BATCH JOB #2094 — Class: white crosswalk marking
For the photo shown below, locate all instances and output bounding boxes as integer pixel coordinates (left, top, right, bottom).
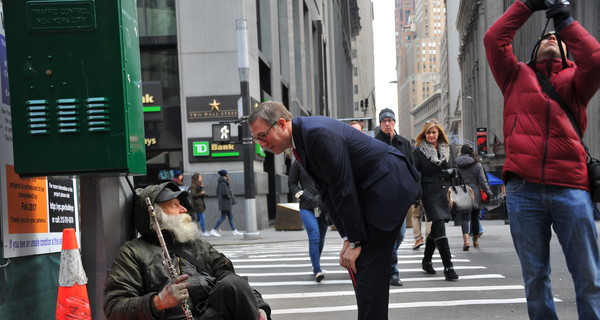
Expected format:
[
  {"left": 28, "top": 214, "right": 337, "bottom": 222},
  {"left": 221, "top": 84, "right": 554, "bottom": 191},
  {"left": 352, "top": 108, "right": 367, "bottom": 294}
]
[{"left": 218, "top": 239, "right": 536, "bottom": 318}]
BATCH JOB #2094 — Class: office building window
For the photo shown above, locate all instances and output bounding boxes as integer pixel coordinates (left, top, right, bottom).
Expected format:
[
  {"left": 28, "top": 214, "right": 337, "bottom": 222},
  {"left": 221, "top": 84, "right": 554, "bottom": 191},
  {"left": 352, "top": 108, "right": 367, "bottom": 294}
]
[{"left": 137, "top": 0, "right": 177, "bottom": 37}]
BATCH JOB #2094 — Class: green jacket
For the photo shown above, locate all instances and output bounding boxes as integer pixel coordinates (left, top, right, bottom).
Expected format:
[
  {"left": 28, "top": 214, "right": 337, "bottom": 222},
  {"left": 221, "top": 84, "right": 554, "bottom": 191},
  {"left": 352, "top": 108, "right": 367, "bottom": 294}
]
[{"left": 103, "top": 182, "right": 270, "bottom": 319}]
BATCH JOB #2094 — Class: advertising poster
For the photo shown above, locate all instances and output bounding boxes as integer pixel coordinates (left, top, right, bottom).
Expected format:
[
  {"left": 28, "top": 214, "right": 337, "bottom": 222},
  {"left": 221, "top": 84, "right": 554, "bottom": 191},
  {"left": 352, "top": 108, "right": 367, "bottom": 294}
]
[{"left": 0, "top": 7, "right": 80, "bottom": 258}]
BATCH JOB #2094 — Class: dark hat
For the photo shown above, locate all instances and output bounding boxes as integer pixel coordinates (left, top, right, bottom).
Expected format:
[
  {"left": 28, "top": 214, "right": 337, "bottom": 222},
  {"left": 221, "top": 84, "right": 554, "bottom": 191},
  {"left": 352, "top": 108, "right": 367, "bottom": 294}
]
[
  {"left": 173, "top": 170, "right": 182, "bottom": 177},
  {"left": 155, "top": 187, "right": 188, "bottom": 203},
  {"left": 218, "top": 169, "right": 228, "bottom": 176},
  {"left": 379, "top": 108, "right": 396, "bottom": 122}
]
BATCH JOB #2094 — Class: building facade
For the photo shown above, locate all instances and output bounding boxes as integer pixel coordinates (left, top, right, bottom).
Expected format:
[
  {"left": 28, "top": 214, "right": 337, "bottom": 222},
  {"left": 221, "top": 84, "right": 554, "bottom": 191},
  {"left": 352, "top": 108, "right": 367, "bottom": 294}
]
[
  {"left": 137, "top": 0, "right": 367, "bottom": 228},
  {"left": 396, "top": 0, "right": 446, "bottom": 140}
]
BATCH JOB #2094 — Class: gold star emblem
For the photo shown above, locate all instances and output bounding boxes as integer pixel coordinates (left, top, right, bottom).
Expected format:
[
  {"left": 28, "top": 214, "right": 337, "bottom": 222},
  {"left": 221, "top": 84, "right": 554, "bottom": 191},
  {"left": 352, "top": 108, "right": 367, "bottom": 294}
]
[{"left": 209, "top": 99, "right": 221, "bottom": 111}]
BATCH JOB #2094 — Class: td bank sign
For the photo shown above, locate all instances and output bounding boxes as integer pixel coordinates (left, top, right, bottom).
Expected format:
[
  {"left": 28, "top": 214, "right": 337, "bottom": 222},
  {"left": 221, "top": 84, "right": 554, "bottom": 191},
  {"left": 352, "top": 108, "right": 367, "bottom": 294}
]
[{"left": 188, "top": 138, "right": 265, "bottom": 163}]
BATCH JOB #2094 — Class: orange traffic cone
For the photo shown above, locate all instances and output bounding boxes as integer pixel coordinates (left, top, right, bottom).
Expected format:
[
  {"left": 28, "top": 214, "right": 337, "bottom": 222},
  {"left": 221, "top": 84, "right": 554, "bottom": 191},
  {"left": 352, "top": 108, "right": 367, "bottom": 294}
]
[{"left": 56, "top": 228, "right": 91, "bottom": 320}]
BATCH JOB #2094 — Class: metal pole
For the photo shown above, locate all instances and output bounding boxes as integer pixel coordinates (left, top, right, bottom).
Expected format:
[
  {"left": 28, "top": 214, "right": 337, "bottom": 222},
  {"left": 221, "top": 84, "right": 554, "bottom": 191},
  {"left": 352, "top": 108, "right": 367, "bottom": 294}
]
[{"left": 237, "top": 19, "right": 259, "bottom": 239}]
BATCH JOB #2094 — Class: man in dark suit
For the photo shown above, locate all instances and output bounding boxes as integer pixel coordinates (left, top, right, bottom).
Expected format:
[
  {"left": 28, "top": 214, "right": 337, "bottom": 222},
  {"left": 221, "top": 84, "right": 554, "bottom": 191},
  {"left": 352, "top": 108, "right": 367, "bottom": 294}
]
[{"left": 249, "top": 101, "right": 420, "bottom": 319}]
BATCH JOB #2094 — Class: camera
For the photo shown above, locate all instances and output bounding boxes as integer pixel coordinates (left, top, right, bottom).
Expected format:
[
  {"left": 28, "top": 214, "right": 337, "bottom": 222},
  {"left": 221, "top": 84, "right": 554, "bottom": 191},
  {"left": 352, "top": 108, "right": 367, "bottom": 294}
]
[{"left": 546, "top": 0, "right": 570, "bottom": 5}]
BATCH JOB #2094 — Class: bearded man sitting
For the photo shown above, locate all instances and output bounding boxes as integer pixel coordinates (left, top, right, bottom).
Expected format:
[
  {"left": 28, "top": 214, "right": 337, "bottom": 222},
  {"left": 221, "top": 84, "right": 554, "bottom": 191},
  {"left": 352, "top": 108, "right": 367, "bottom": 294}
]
[{"left": 104, "top": 182, "right": 271, "bottom": 320}]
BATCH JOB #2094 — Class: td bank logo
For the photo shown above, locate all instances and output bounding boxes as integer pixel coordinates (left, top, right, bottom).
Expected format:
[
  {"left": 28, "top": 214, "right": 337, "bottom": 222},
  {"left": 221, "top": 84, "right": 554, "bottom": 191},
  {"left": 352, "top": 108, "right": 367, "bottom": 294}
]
[{"left": 193, "top": 141, "right": 210, "bottom": 156}]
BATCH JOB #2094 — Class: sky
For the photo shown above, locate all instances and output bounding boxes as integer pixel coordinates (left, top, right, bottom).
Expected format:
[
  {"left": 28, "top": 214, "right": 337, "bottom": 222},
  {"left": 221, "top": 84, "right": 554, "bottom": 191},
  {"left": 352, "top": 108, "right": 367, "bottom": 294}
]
[{"left": 372, "top": 0, "right": 399, "bottom": 120}]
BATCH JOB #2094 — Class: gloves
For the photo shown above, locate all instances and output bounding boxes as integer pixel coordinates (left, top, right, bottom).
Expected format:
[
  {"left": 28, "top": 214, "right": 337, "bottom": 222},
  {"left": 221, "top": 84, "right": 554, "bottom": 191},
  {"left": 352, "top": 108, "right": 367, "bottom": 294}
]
[
  {"left": 546, "top": 4, "right": 571, "bottom": 31},
  {"left": 522, "top": 0, "right": 548, "bottom": 12},
  {"left": 156, "top": 275, "right": 190, "bottom": 310},
  {"left": 440, "top": 168, "right": 455, "bottom": 179}
]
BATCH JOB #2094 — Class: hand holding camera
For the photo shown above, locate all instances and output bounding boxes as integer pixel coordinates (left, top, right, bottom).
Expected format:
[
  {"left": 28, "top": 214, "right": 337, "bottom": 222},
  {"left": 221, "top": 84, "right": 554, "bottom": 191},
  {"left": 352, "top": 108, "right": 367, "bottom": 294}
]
[{"left": 546, "top": 2, "right": 571, "bottom": 30}]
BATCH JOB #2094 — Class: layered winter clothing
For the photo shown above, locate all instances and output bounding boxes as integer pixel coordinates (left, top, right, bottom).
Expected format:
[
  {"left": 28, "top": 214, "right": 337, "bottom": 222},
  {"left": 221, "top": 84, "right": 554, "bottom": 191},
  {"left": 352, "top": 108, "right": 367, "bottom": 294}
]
[
  {"left": 484, "top": 2, "right": 600, "bottom": 318},
  {"left": 103, "top": 182, "right": 270, "bottom": 319},
  {"left": 216, "top": 176, "right": 235, "bottom": 211},
  {"left": 413, "top": 142, "right": 454, "bottom": 222},
  {"left": 375, "top": 129, "right": 414, "bottom": 165},
  {"left": 456, "top": 155, "right": 492, "bottom": 210},
  {"left": 188, "top": 183, "right": 206, "bottom": 214},
  {"left": 484, "top": 1, "right": 600, "bottom": 190}
]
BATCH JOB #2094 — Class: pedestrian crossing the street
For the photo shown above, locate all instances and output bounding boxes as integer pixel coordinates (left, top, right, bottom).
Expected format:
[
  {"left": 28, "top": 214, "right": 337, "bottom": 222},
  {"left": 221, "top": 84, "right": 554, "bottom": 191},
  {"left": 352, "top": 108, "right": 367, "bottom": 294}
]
[{"left": 216, "top": 238, "right": 548, "bottom": 319}]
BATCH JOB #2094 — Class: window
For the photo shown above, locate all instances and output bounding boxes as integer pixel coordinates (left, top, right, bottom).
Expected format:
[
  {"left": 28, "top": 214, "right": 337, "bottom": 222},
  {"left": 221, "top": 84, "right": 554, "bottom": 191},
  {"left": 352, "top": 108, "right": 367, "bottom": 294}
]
[{"left": 137, "top": 0, "right": 177, "bottom": 37}]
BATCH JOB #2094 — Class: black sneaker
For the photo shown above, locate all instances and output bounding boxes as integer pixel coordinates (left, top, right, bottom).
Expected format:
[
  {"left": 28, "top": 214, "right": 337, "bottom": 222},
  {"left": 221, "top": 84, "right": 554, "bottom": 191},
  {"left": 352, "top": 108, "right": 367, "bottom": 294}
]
[
  {"left": 444, "top": 267, "right": 459, "bottom": 281},
  {"left": 390, "top": 274, "right": 403, "bottom": 286}
]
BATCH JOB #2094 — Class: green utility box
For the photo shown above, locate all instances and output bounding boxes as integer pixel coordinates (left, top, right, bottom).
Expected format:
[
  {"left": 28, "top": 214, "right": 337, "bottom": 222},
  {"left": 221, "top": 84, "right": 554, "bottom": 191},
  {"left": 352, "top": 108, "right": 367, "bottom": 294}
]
[{"left": 3, "top": 0, "right": 146, "bottom": 176}]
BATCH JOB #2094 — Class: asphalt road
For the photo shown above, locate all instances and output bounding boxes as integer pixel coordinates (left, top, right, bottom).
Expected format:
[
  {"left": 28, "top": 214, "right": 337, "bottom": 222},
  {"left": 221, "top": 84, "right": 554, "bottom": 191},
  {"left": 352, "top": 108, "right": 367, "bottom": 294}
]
[{"left": 209, "top": 219, "right": 600, "bottom": 320}]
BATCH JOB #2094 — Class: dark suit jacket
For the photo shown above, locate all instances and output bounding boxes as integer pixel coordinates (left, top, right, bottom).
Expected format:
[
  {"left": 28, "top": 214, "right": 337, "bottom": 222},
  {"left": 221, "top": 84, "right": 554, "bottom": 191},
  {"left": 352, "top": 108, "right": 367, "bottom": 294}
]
[{"left": 291, "top": 116, "right": 420, "bottom": 242}]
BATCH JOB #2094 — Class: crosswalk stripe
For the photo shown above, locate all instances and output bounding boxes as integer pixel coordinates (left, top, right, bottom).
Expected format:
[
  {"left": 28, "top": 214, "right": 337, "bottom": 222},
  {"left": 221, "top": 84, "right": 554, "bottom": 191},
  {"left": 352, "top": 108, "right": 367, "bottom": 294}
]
[
  {"left": 271, "top": 298, "right": 563, "bottom": 315},
  {"left": 231, "top": 255, "right": 457, "bottom": 262},
  {"left": 233, "top": 259, "right": 471, "bottom": 268},
  {"left": 249, "top": 274, "right": 505, "bottom": 287},
  {"left": 261, "top": 285, "right": 524, "bottom": 300},
  {"left": 239, "top": 265, "right": 486, "bottom": 277}
]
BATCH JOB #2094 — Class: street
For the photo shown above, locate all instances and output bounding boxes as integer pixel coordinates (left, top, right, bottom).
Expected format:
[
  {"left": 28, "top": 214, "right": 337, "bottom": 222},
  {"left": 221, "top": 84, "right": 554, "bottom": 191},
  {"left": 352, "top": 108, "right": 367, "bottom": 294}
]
[{"left": 208, "top": 219, "right": 600, "bottom": 320}]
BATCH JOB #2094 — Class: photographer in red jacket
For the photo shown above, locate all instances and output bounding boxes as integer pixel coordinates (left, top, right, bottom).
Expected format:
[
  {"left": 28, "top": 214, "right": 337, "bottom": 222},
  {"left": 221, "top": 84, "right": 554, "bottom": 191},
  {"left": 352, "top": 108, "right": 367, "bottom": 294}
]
[{"left": 484, "top": 1, "right": 600, "bottom": 319}]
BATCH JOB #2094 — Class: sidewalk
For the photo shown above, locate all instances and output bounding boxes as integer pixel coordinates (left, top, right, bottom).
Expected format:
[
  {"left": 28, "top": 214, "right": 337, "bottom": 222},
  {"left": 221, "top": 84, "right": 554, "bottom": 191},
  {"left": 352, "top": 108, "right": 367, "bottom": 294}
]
[{"left": 203, "top": 219, "right": 514, "bottom": 247}]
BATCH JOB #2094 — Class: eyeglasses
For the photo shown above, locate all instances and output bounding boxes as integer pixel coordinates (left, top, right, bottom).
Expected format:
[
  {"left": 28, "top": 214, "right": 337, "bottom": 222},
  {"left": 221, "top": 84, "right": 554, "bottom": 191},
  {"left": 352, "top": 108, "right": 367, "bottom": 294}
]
[
  {"left": 253, "top": 122, "right": 277, "bottom": 142},
  {"left": 425, "top": 119, "right": 439, "bottom": 125},
  {"left": 381, "top": 119, "right": 394, "bottom": 124}
]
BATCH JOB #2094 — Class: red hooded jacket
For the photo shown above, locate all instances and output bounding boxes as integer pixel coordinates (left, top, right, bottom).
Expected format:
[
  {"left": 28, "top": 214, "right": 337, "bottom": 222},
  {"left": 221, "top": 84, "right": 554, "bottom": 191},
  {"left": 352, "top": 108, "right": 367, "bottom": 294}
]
[{"left": 484, "top": 1, "right": 600, "bottom": 190}]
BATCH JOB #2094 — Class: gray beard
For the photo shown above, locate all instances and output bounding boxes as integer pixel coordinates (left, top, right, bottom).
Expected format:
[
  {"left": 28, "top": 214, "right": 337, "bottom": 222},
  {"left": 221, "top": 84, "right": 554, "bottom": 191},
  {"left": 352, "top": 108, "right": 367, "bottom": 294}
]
[{"left": 153, "top": 204, "right": 200, "bottom": 243}]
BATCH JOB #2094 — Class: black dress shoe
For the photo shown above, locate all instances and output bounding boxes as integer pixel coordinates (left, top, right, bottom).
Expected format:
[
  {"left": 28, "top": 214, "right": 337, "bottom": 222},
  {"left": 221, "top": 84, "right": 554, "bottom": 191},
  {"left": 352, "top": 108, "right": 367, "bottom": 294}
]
[
  {"left": 315, "top": 272, "right": 324, "bottom": 282},
  {"left": 444, "top": 267, "right": 459, "bottom": 281},
  {"left": 422, "top": 260, "right": 436, "bottom": 275},
  {"left": 390, "top": 274, "right": 403, "bottom": 286}
]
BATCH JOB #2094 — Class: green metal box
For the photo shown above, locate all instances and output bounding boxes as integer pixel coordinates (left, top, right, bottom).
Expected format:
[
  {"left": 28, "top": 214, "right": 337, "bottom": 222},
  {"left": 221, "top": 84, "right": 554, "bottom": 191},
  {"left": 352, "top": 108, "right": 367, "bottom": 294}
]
[{"left": 3, "top": 0, "right": 146, "bottom": 176}]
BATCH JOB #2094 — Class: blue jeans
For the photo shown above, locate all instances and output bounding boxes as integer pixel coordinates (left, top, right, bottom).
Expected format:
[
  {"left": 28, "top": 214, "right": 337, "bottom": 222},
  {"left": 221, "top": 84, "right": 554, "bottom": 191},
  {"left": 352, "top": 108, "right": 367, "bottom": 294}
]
[
  {"left": 299, "top": 209, "right": 328, "bottom": 275},
  {"left": 390, "top": 218, "right": 407, "bottom": 276},
  {"left": 213, "top": 210, "right": 237, "bottom": 231},
  {"left": 506, "top": 177, "right": 600, "bottom": 320},
  {"left": 196, "top": 212, "right": 206, "bottom": 232}
]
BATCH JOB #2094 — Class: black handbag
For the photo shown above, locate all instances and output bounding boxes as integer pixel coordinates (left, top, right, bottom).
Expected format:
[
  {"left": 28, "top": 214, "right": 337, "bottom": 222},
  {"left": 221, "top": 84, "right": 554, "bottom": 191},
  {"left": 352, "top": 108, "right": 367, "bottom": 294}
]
[{"left": 536, "top": 71, "right": 600, "bottom": 202}]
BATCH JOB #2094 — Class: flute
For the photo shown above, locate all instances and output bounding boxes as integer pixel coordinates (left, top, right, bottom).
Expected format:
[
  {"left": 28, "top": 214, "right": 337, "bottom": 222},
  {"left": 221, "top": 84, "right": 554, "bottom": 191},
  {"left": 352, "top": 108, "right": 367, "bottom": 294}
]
[{"left": 145, "top": 197, "right": 194, "bottom": 320}]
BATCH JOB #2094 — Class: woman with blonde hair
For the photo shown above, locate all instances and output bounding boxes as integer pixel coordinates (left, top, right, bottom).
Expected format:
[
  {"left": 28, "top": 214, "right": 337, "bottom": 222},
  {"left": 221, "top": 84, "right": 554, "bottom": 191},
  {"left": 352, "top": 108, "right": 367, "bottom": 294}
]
[{"left": 412, "top": 119, "right": 459, "bottom": 280}]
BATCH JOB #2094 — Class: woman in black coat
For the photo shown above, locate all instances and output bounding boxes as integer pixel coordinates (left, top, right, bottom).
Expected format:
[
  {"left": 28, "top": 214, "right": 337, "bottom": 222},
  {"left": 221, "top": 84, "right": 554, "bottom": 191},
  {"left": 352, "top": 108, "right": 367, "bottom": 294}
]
[{"left": 412, "top": 119, "right": 459, "bottom": 281}]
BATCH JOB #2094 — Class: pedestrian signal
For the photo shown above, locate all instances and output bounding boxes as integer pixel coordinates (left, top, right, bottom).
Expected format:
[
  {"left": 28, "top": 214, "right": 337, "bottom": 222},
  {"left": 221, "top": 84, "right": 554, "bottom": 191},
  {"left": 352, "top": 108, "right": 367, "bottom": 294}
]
[{"left": 212, "top": 123, "right": 231, "bottom": 143}]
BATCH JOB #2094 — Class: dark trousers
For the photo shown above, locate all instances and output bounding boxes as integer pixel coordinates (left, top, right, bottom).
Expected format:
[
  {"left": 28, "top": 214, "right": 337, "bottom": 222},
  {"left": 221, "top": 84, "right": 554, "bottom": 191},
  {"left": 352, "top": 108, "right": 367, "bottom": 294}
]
[
  {"left": 200, "top": 275, "right": 260, "bottom": 320},
  {"left": 354, "top": 223, "right": 400, "bottom": 320},
  {"left": 460, "top": 207, "right": 480, "bottom": 236}
]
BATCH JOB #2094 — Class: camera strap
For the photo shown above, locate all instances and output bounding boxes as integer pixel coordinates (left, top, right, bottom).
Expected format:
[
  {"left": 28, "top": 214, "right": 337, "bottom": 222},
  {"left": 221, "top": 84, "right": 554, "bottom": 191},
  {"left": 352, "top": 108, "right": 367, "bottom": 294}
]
[{"left": 535, "top": 71, "right": 591, "bottom": 156}]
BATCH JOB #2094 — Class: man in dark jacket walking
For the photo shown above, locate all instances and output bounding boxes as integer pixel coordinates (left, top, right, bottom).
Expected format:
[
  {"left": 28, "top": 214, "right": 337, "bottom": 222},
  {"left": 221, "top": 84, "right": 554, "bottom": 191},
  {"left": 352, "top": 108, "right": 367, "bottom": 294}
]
[
  {"left": 484, "top": 1, "right": 600, "bottom": 319},
  {"left": 374, "top": 108, "right": 413, "bottom": 287},
  {"left": 104, "top": 182, "right": 270, "bottom": 319}
]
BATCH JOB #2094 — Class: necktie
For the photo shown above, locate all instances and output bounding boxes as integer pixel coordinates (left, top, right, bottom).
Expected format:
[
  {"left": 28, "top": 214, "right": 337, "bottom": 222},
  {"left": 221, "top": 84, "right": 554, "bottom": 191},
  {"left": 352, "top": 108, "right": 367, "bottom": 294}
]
[{"left": 292, "top": 148, "right": 301, "bottom": 163}]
